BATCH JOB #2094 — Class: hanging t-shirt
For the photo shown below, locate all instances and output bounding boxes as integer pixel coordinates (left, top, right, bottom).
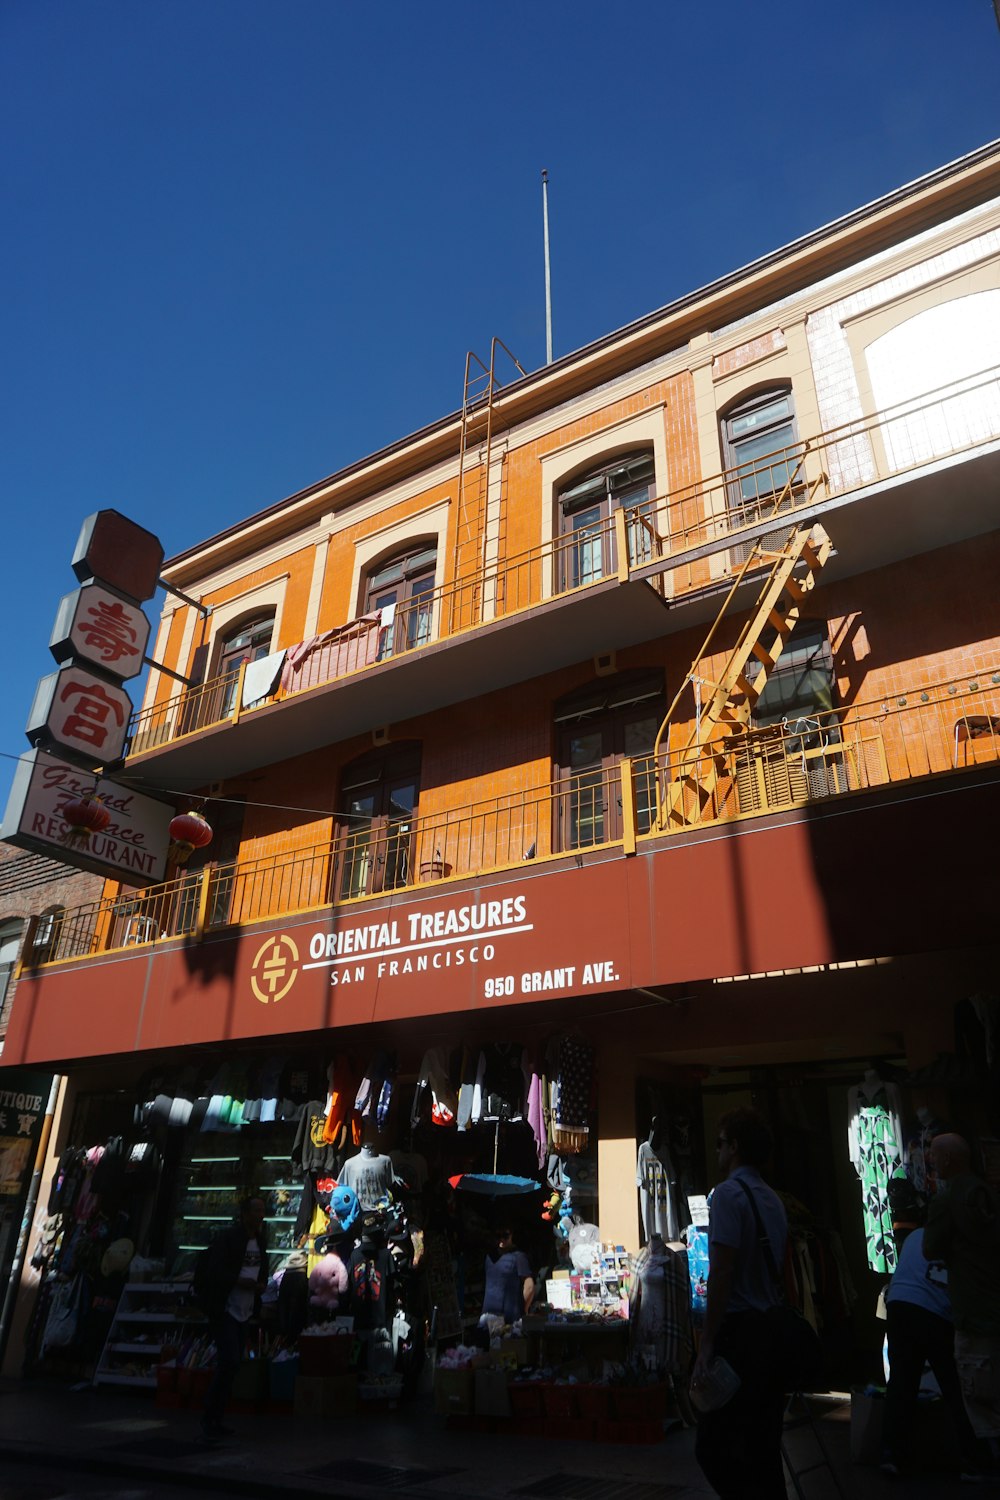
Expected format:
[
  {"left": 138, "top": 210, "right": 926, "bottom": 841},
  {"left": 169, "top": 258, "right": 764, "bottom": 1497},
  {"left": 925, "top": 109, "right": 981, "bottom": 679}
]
[
  {"left": 635, "top": 1140, "right": 687, "bottom": 1242},
  {"left": 482, "top": 1249, "right": 532, "bottom": 1323},
  {"left": 226, "top": 1237, "right": 261, "bottom": 1322},
  {"left": 347, "top": 1246, "right": 394, "bottom": 1330},
  {"left": 292, "top": 1101, "right": 341, "bottom": 1173},
  {"left": 337, "top": 1151, "right": 395, "bottom": 1209}
]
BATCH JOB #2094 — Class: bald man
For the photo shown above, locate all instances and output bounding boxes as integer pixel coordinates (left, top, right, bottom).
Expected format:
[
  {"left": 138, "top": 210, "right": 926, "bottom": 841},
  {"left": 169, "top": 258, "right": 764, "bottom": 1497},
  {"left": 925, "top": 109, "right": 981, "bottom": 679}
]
[{"left": 924, "top": 1133, "right": 1000, "bottom": 1467}]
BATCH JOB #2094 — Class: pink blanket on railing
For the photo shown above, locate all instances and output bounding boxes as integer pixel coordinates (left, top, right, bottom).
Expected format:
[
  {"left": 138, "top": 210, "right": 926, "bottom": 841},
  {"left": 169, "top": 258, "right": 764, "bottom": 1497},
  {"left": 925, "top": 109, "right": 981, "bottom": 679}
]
[{"left": 280, "top": 614, "right": 381, "bottom": 693}]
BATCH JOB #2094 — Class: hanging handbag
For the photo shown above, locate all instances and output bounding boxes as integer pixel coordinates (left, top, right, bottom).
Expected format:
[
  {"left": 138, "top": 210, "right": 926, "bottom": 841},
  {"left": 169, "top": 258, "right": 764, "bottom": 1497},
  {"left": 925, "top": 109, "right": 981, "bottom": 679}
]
[
  {"left": 41, "top": 1273, "right": 86, "bottom": 1353},
  {"left": 735, "top": 1177, "right": 824, "bottom": 1392}
]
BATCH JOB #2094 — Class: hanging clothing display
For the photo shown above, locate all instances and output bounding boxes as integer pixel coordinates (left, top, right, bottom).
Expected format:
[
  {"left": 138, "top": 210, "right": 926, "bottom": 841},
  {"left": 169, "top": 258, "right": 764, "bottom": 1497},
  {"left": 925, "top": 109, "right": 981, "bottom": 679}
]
[
  {"left": 635, "top": 1139, "right": 688, "bottom": 1243},
  {"left": 322, "top": 1056, "right": 361, "bottom": 1148},
  {"left": 410, "top": 1048, "right": 458, "bottom": 1127},
  {"left": 292, "top": 1102, "right": 342, "bottom": 1174},
  {"left": 337, "top": 1148, "right": 396, "bottom": 1210},
  {"left": 549, "top": 1034, "right": 594, "bottom": 1153},
  {"left": 629, "top": 1235, "right": 693, "bottom": 1374},
  {"left": 848, "top": 1074, "right": 907, "bottom": 1273},
  {"left": 347, "top": 1244, "right": 395, "bottom": 1330}
]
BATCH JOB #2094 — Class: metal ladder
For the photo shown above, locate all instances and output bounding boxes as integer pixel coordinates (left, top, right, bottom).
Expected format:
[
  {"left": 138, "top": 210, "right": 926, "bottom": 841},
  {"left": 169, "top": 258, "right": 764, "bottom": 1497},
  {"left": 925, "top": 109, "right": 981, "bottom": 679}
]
[
  {"left": 653, "top": 521, "right": 833, "bottom": 831},
  {"left": 452, "top": 338, "right": 525, "bottom": 631}
]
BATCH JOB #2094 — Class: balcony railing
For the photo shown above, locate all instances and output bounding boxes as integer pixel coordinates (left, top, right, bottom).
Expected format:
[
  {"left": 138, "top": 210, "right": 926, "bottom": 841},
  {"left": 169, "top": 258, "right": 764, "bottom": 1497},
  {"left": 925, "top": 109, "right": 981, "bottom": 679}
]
[
  {"left": 24, "top": 668, "right": 1000, "bottom": 971},
  {"left": 127, "top": 365, "right": 1000, "bottom": 758},
  {"left": 637, "top": 362, "right": 1000, "bottom": 591}
]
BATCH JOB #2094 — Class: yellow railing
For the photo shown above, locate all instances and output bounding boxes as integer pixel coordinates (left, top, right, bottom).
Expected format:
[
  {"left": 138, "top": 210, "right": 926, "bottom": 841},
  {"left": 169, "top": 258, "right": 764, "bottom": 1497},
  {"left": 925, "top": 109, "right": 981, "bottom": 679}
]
[
  {"left": 647, "top": 670, "right": 1000, "bottom": 831},
  {"left": 24, "top": 669, "right": 1000, "bottom": 971},
  {"left": 127, "top": 364, "right": 1000, "bottom": 758}
]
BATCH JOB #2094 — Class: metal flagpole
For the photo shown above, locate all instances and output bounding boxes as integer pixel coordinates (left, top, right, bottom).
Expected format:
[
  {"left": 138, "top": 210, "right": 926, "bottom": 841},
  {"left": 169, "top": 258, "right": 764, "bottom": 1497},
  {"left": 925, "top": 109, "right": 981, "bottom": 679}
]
[{"left": 542, "top": 169, "right": 553, "bottom": 365}]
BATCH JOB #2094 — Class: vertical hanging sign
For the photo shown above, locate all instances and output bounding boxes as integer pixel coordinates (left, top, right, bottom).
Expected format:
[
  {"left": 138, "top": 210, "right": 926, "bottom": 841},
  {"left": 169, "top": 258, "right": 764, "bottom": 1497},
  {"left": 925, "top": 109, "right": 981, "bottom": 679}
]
[
  {"left": 21, "top": 510, "right": 163, "bottom": 771},
  {"left": 3, "top": 509, "right": 172, "bottom": 883}
]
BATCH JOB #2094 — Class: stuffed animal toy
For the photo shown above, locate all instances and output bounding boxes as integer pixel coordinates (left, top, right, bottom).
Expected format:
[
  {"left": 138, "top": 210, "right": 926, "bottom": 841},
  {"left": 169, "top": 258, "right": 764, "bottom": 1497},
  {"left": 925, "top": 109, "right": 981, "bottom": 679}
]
[
  {"left": 330, "top": 1183, "right": 360, "bottom": 1231},
  {"left": 308, "top": 1251, "right": 348, "bottom": 1309},
  {"left": 541, "top": 1191, "right": 561, "bottom": 1223},
  {"left": 568, "top": 1221, "right": 600, "bottom": 1273}
]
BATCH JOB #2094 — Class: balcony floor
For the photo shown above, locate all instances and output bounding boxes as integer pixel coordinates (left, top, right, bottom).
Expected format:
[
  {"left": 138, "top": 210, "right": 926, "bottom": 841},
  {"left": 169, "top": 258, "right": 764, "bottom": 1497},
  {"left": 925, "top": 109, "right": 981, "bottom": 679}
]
[{"left": 125, "top": 576, "right": 670, "bottom": 788}]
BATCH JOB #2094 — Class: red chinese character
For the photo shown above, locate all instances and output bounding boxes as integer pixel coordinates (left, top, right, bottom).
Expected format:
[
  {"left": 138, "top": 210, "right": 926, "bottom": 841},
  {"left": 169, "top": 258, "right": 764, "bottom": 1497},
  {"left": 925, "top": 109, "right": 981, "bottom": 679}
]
[
  {"left": 59, "top": 679, "right": 127, "bottom": 748},
  {"left": 79, "top": 600, "right": 141, "bottom": 663}
]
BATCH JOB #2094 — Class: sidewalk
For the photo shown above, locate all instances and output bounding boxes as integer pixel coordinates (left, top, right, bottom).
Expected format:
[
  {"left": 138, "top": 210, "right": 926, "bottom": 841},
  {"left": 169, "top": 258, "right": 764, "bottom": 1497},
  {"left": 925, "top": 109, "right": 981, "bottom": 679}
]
[{"left": 0, "top": 1379, "right": 993, "bottom": 1498}]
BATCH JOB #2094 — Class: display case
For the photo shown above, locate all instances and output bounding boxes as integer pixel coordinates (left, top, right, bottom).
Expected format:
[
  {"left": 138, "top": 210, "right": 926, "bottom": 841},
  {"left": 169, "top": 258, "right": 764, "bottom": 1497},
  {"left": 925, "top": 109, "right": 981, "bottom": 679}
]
[
  {"left": 93, "top": 1280, "right": 206, "bottom": 1388},
  {"left": 172, "top": 1143, "right": 303, "bottom": 1268}
]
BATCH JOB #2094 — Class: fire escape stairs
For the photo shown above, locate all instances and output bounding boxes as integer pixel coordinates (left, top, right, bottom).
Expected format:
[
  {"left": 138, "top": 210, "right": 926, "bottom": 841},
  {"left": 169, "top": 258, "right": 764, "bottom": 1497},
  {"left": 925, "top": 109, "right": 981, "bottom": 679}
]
[{"left": 653, "top": 522, "right": 833, "bottom": 831}]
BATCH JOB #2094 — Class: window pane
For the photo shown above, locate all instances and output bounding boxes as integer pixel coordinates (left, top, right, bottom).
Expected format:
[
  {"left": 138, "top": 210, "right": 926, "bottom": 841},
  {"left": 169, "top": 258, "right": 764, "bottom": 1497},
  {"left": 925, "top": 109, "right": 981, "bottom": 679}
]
[
  {"left": 568, "top": 507, "right": 606, "bottom": 587},
  {"left": 403, "top": 548, "right": 437, "bottom": 577},
  {"left": 733, "top": 424, "right": 796, "bottom": 501},
  {"left": 568, "top": 730, "right": 604, "bottom": 770},
  {"left": 623, "top": 714, "right": 658, "bottom": 758},
  {"left": 730, "top": 396, "right": 792, "bottom": 438},
  {"left": 406, "top": 575, "right": 435, "bottom": 650},
  {"left": 569, "top": 769, "right": 604, "bottom": 849},
  {"left": 755, "top": 665, "right": 834, "bottom": 726},
  {"left": 369, "top": 559, "right": 406, "bottom": 590},
  {"left": 388, "top": 781, "right": 417, "bottom": 818}
]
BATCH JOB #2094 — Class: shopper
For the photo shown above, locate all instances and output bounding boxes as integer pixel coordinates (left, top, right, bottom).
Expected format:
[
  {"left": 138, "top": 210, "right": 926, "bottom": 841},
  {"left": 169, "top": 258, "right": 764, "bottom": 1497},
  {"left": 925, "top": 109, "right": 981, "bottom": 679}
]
[
  {"left": 691, "top": 1107, "right": 788, "bottom": 1500},
  {"left": 194, "top": 1196, "right": 268, "bottom": 1441},
  {"left": 881, "top": 1220, "right": 989, "bottom": 1478},
  {"left": 924, "top": 1133, "right": 1000, "bottom": 1471},
  {"left": 480, "top": 1225, "right": 534, "bottom": 1328}
]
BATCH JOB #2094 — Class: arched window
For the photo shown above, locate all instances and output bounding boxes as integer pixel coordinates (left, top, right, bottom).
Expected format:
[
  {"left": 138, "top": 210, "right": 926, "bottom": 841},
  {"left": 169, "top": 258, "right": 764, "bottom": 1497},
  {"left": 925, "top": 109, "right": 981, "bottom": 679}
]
[
  {"left": 553, "top": 670, "right": 664, "bottom": 849},
  {"left": 865, "top": 291, "right": 1000, "bottom": 469},
  {"left": 720, "top": 387, "right": 801, "bottom": 563},
  {"left": 218, "top": 613, "right": 276, "bottom": 716},
  {"left": 0, "top": 920, "right": 23, "bottom": 1016},
  {"left": 721, "top": 387, "right": 799, "bottom": 513},
  {"left": 364, "top": 543, "right": 437, "bottom": 661},
  {"left": 556, "top": 450, "right": 655, "bottom": 591},
  {"left": 336, "top": 742, "right": 422, "bottom": 899}
]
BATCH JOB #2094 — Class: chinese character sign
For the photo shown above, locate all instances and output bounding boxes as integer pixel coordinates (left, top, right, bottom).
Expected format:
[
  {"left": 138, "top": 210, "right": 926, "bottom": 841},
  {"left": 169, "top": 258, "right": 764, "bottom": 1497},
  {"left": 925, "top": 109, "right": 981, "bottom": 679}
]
[
  {"left": 25, "top": 665, "right": 132, "bottom": 765},
  {"left": 49, "top": 583, "right": 150, "bottom": 680}
]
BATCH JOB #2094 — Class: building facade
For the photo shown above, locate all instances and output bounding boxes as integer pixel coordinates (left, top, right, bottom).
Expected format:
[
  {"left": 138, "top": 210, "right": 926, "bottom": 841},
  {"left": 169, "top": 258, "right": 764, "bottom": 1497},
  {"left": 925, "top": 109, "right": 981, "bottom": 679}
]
[
  {"left": 4, "top": 142, "right": 1000, "bottom": 1377},
  {"left": 0, "top": 845, "right": 103, "bottom": 1366}
]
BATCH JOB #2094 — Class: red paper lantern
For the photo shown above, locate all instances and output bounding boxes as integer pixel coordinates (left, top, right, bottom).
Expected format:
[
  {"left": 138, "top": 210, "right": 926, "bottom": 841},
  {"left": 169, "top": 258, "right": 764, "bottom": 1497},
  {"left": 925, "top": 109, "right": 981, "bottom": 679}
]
[
  {"left": 61, "top": 792, "right": 112, "bottom": 849},
  {"left": 168, "top": 809, "right": 213, "bottom": 864}
]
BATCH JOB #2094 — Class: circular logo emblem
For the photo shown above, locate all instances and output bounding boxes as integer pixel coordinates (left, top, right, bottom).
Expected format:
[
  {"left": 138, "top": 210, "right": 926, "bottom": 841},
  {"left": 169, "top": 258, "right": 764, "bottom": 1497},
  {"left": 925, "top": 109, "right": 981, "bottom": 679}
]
[{"left": 250, "top": 934, "right": 299, "bottom": 1005}]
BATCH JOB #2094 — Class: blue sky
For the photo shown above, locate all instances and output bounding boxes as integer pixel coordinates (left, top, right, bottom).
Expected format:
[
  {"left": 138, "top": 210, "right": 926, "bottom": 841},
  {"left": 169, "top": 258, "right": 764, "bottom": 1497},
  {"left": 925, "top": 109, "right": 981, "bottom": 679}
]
[{"left": 1, "top": 0, "right": 998, "bottom": 779}]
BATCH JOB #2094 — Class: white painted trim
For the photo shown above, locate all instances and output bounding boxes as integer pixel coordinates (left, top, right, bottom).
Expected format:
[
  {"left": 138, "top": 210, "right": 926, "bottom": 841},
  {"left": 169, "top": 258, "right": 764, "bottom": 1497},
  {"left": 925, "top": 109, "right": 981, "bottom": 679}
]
[
  {"left": 203, "top": 576, "right": 289, "bottom": 677},
  {"left": 347, "top": 496, "right": 451, "bottom": 638},
  {"left": 303, "top": 538, "right": 329, "bottom": 640}
]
